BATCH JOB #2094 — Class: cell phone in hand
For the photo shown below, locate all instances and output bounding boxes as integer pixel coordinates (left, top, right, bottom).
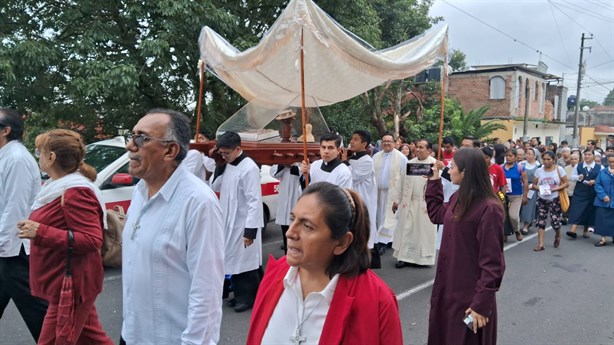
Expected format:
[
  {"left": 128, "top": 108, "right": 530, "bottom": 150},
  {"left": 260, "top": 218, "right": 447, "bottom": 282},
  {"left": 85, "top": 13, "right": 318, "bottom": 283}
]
[
  {"left": 406, "top": 163, "right": 434, "bottom": 176},
  {"left": 463, "top": 314, "right": 473, "bottom": 330}
]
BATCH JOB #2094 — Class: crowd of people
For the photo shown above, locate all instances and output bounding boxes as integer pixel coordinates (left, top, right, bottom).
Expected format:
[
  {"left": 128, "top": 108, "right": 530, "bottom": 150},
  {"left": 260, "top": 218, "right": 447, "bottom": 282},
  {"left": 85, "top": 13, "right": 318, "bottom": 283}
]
[{"left": 1, "top": 105, "right": 612, "bottom": 345}]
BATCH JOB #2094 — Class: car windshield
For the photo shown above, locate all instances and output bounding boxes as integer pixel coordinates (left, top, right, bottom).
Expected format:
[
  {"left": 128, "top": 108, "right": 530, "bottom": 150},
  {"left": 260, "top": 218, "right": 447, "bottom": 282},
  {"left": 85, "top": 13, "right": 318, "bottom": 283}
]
[{"left": 85, "top": 144, "right": 126, "bottom": 172}]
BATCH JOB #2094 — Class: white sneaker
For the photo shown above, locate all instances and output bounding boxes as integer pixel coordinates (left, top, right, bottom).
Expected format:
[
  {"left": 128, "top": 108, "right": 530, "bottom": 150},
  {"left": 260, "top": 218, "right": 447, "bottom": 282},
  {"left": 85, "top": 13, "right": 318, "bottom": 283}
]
[{"left": 588, "top": 227, "right": 595, "bottom": 233}]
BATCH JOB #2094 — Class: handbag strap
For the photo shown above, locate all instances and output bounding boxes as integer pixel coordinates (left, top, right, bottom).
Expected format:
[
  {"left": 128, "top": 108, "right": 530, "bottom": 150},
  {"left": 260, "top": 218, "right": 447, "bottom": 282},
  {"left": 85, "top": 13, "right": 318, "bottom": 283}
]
[
  {"left": 555, "top": 166, "right": 566, "bottom": 193},
  {"left": 66, "top": 230, "right": 74, "bottom": 276},
  {"left": 60, "top": 188, "right": 74, "bottom": 276}
]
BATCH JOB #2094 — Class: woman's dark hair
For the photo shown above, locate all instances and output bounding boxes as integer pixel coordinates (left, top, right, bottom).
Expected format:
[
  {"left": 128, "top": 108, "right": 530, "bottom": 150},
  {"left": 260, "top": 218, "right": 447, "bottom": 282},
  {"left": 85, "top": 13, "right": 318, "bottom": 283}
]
[
  {"left": 35, "top": 129, "right": 97, "bottom": 182},
  {"left": 493, "top": 143, "right": 506, "bottom": 165},
  {"left": 300, "top": 182, "right": 370, "bottom": 277},
  {"left": 453, "top": 148, "right": 502, "bottom": 221},
  {"left": 549, "top": 142, "right": 558, "bottom": 152},
  {"left": 541, "top": 150, "right": 556, "bottom": 161}
]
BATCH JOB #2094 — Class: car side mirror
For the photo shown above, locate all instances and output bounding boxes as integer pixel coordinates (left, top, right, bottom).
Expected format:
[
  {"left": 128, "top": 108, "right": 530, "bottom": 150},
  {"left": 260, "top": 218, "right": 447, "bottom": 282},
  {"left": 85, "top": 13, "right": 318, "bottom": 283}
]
[{"left": 111, "top": 173, "right": 134, "bottom": 186}]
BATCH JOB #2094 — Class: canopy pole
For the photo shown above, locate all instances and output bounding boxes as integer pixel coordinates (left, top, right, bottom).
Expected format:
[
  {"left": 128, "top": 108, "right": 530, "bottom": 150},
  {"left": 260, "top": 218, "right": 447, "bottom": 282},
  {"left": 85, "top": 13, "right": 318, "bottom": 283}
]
[
  {"left": 300, "top": 28, "right": 309, "bottom": 186},
  {"left": 195, "top": 60, "right": 206, "bottom": 142},
  {"left": 436, "top": 54, "right": 448, "bottom": 161}
]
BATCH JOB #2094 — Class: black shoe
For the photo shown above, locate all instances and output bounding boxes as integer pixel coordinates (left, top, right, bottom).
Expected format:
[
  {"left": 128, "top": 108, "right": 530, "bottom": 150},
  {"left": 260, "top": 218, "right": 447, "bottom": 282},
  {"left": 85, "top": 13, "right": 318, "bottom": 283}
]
[
  {"left": 377, "top": 245, "right": 386, "bottom": 256},
  {"left": 386, "top": 242, "right": 393, "bottom": 248},
  {"left": 395, "top": 261, "right": 408, "bottom": 269},
  {"left": 566, "top": 231, "right": 577, "bottom": 239},
  {"left": 234, "top": 303, "right": 252, "bottom": 312},
  {"left": 227, "top": 299, "right": 237, "bottom": 308}
]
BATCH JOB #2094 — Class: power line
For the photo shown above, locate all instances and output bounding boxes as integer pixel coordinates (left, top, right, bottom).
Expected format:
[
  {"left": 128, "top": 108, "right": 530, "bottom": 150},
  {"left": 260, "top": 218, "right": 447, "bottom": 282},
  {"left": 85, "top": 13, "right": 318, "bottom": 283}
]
[
  {"left": 440, "top": 0, "right": 578, "bottom": 71},
  {"left": 548, "top": 1, "right": 614, "bottom": 61},
  {"left": 548, "top": 1, "right": 573, "bottom": 64},
  {"left": 555, "top": 0, "right": 614, "bottom": 23}
]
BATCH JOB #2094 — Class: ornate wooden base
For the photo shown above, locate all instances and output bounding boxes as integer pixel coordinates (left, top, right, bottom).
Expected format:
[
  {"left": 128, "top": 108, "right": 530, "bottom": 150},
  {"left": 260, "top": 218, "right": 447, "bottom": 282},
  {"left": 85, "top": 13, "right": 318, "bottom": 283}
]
[{"left": 190, "top": 141, "right": 321, "bottom": 166}]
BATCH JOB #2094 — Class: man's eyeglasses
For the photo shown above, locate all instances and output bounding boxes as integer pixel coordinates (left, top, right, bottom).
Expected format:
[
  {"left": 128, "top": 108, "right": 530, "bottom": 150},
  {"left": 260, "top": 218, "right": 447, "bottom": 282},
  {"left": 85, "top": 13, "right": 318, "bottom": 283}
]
[{"left": 126, "top": 133, "right": 174, "bottom": 148}]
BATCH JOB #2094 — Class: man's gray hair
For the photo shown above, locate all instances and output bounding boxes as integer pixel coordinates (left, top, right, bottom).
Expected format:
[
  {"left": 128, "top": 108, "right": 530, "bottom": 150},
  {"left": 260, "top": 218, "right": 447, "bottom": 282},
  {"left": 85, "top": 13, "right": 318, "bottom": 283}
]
[
  {"left": 146, "top": 108, "right": 191, "bottom": 162},
  {"left": 560, "top": 147, "right": 571, "bottom": 153}
]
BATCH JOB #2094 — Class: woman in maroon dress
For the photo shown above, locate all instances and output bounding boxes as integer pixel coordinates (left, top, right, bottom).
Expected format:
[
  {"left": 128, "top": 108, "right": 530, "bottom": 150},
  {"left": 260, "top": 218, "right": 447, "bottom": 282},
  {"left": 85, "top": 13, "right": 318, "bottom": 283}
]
[
  {"left": 17, "top": 129, "right": 113, "bottom": 345},
  {"left": 425, "top": 148, "right": 506, "bottom": 345}
]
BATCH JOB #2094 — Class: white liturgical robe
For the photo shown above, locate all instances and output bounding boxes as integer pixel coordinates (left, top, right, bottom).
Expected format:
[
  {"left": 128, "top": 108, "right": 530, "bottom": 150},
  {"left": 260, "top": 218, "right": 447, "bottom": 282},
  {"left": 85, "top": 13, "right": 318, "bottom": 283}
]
[{"left": 348, "top": 152, "right": 378, "bottom": 248}]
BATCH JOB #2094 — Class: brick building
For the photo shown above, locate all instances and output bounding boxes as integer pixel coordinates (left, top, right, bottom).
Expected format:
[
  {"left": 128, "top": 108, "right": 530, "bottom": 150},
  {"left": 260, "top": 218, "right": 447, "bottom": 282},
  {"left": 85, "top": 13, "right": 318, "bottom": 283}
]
[{"left": 447, "top": 63, "right": 567, "bottom": 144}]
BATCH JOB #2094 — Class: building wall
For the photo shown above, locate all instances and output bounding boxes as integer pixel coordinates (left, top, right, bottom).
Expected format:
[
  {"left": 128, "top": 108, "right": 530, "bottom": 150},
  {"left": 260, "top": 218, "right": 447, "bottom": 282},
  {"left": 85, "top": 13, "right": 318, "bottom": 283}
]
[
  {"left": 579, "top": 127, "right": 595, "bottom": 144},
  {"left": 483, "top": 119, "right": 514, "bottom": 141},
  {"left": 448, "top": 70, "right": 549, "bottom": 121}
]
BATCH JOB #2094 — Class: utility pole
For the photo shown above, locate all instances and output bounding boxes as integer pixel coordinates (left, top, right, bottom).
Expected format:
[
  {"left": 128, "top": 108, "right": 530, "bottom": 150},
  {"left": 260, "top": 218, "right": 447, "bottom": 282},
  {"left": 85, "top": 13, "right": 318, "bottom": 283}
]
[{"left": 572, "top": 33, "right": 592, "bottom": 147}]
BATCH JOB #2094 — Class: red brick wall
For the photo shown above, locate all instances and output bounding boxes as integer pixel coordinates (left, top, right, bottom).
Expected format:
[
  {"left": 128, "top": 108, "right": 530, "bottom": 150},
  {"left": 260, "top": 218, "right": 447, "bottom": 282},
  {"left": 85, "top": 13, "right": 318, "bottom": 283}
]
[{"left": 448, "top": 71, "right": 547, "bottom": 121}]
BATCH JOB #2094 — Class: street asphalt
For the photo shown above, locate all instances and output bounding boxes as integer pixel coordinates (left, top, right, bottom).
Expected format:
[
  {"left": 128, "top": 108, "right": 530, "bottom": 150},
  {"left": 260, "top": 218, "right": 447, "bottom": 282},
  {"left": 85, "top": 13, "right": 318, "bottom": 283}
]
[{"left": 2, "top": 223, "right": 613, "bottom": 345}]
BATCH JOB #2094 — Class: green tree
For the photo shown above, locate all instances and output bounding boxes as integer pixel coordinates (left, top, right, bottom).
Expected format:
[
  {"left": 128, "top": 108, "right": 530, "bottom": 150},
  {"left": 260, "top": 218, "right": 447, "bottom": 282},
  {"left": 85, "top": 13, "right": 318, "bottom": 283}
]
[
  {"left": 579, "top": 99, "right": 600, "bottom": 109},
  {"left": 603, "top": 89, "right": 614, "bottom": 106},
  {"left": 1, "top": 0, "right": 237, "bottom": 142},
  {"left": 448, "top": 49, "right": 467, "bottom": 72}
]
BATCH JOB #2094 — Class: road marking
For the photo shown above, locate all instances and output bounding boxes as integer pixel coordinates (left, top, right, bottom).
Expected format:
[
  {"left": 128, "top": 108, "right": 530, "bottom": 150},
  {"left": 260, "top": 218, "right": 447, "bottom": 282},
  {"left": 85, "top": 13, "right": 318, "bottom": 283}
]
[
  {"left": 395, "top": 226, "right": 552, "bottom": 301},
  {"left": 104, "top": 274, "right": 122, "bottom": 282}
]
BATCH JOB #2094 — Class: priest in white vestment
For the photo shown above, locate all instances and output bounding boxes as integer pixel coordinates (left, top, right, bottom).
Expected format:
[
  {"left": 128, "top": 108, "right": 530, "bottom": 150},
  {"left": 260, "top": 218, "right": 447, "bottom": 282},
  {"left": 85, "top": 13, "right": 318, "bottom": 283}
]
[
  {"left": 392, "top": 139, "right": 438, "bottom": 267},
  {"left": 300, "top": 132, "right": 352, "bottom": 189},
  {"left": 373, "top": 134, "right": 407, "bottom": 253},
  {"left": 211, "top": 132, "right": 264, "bottom": 312}
]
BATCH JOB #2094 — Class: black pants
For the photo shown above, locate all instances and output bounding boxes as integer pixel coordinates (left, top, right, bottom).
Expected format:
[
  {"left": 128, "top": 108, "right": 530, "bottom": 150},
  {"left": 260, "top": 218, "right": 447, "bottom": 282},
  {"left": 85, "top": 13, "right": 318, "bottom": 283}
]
[
  {"left": 232, "top": 267, "right": 263, "bottom": 306},
  {"left": 0, "top": 245, "right": 48, "bottom": 342}
]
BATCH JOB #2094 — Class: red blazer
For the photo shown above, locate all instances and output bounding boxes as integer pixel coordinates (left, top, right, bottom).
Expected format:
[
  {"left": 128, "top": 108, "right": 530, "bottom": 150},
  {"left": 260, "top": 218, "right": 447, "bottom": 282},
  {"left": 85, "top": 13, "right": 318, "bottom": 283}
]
[
  {"left": 29, "top": 187, "right": 104, "bottom": 304},
  {"left": 247, "top": 256, "right": 403, "bottom": 345}
]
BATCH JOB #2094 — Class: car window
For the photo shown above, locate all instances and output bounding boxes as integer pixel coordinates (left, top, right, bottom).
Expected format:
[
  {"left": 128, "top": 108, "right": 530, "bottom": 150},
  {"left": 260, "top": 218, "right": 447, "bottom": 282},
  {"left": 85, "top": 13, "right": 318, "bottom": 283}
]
[{"left": 85, "top": 144, "right": 126, "bottom": 172}]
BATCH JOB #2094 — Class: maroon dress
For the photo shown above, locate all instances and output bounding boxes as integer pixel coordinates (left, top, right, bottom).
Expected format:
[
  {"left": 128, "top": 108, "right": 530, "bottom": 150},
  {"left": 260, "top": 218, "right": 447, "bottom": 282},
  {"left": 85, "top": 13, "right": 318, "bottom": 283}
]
[{"left": 425, "top": 180, "right": 505, "bottom": 345}]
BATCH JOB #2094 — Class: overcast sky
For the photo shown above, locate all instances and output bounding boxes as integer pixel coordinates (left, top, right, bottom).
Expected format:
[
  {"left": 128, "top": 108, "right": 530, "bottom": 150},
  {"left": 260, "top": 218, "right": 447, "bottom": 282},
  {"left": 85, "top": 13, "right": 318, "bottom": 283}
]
[{"left": 429, "top": 0, "right": 614, "bottom": 104}]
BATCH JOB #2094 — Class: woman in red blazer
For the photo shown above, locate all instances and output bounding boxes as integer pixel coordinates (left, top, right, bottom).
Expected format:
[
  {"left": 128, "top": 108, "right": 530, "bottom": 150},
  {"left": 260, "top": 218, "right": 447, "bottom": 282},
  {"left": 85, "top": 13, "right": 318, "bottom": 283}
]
[
  {"left": 247, "top": 182, "right": 403, "bottom": 345},
  {"left": 17, "top": 129, "right": 113, "bottom": 345}
]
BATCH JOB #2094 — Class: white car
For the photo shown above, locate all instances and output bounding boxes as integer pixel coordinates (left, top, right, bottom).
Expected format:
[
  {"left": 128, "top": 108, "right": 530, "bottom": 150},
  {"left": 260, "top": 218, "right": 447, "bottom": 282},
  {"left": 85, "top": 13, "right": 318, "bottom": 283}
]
[{"left": 84, "top": 136, "right": 279, "bottom": 232}]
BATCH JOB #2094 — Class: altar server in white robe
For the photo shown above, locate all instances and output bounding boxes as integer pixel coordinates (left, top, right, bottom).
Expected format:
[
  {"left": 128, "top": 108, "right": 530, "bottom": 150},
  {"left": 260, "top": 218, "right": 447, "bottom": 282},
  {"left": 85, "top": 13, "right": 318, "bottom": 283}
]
[
  {"left": 211, "top": 132, "right": 264, "bottom": 313},
  {"left": 373, "top": 133, "right": 407, "bottom": 253},
  {"left": 300, "top": 132, "right": 352, "bottom": 189},
  {"left": 392, "top": 139, "right": 438, "bottom": 267},
  {"left": 270, "top": 163, "right": 301, "bottom": 253},
  {"left": 342, "top": 130, "right": 378, "bottom": 249}
]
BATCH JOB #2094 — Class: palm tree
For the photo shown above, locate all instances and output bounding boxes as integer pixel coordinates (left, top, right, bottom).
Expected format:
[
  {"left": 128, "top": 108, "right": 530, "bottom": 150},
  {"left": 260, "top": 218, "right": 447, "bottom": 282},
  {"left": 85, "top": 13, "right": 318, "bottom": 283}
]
[{"left": 451, "top": 105, "right": 506, "bottom": 143}]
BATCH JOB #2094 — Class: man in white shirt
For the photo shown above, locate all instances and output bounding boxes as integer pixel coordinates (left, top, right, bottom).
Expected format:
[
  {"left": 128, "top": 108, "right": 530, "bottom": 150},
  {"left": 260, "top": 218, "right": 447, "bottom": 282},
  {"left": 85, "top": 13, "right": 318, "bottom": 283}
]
[
  {"left": 211, "top": 132, "right": 264, "bottom": 313},
  {"left": 0, "top": 108, "right": 48, "bottom": 342},
  {"left": 121, "top": 109, "right": 225, "bottom": 345},
  {"left": 300, "top": 132, "right": 352, "bottom": 189},
  {"left": 372, "top": 134, "right": 407, "bottom": 255}
]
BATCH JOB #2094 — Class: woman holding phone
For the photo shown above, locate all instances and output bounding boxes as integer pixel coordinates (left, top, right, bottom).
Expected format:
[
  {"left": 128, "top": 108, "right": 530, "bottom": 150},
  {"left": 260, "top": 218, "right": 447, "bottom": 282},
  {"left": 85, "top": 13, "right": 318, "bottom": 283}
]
[{"left": 425, "top": 148, "right": 505, "bottom": 345}]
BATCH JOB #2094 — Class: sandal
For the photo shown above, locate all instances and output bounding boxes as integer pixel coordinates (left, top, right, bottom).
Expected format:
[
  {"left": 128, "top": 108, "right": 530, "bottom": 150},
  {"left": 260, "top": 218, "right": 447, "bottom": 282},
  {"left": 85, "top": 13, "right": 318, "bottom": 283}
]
[
  {"left": 533, "top": 245, "right": 545, "bottom": 251},
  {"left": 554, "top": 237, "right": 561, "bottom": 248},
  {"left": 582, "top": 231, "right": 590, "bottom": 239},
  {"left": 521, "top": 228, "right": 529, "bottom": 236},
  {"left": 515, "top": 231, "right": 523, "bottom": 241},
  {"left": 594, "top": 240, "right": 607, "bottom": 247},
  {"left": 565, "top": 231, "right": 577, "bottom": 239}
]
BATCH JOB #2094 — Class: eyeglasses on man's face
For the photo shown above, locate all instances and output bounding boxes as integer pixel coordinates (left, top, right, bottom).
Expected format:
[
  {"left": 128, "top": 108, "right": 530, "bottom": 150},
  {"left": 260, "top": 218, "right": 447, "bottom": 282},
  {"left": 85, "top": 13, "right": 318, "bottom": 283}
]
[{"left": 126, "top": 133, "right": 174, "bottom": 148}]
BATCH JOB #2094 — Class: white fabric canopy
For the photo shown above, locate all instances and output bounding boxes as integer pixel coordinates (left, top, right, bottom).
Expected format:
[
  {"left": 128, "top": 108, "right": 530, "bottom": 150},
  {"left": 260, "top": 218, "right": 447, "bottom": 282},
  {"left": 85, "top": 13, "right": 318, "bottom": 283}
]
[{"left": 198, "top": 0, "right": 448, "bottom": 109}]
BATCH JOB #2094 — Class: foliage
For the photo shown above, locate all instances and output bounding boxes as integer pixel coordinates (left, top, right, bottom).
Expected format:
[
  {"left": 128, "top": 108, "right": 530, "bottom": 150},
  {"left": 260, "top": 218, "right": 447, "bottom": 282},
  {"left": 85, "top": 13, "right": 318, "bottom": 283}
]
[
  {"left": 448, "top": 49, "right": 467, "bottom": 72},
  {"left": 1, "top": 0, "right": 441, "bottom": 144},
  {"left": 1, "top": 0, "right": 238, "bottom": 143},
  {"left": 579, "top": 99, "right": 600, "bottom": 109},
  {"left": 603, "top": 89, "right": 614, "bottom": 106}
]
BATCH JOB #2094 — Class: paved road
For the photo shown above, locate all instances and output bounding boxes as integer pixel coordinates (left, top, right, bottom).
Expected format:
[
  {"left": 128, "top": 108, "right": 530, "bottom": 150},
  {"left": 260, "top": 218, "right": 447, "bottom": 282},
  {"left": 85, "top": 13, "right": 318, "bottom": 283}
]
[{"left": 2, "top": 223, "right": 613, "bottom": 345}]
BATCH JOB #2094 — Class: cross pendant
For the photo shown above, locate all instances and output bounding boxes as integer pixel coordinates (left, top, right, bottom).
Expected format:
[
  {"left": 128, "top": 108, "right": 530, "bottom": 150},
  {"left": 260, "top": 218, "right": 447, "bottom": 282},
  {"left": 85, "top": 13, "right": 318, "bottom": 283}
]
[{"left": 289, "top": 328, "right": 306, "bottom": 345}]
